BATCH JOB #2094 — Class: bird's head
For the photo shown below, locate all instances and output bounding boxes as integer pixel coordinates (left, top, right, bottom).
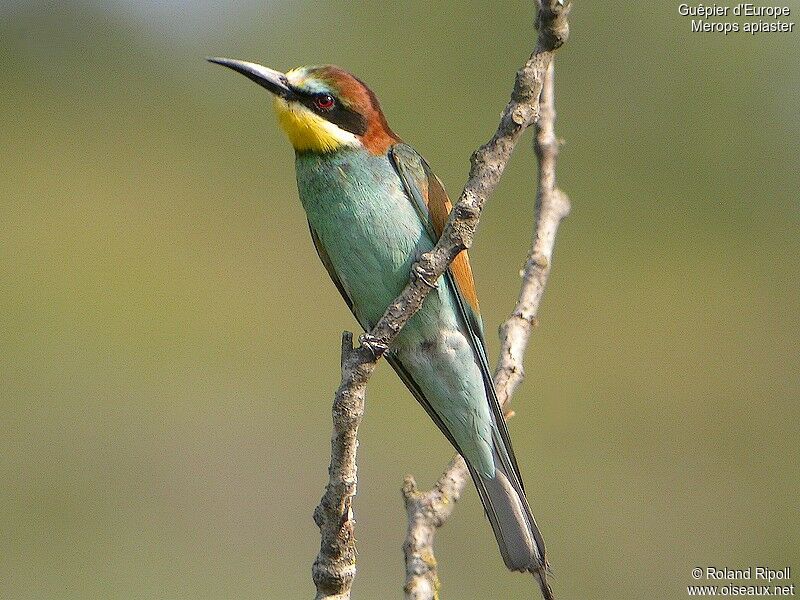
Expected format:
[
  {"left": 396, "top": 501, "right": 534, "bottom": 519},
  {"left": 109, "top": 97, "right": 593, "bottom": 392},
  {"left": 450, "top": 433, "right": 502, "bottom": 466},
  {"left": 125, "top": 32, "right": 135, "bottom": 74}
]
[{"left": 209, "top": 58, "right": 399, "bottom": 155}]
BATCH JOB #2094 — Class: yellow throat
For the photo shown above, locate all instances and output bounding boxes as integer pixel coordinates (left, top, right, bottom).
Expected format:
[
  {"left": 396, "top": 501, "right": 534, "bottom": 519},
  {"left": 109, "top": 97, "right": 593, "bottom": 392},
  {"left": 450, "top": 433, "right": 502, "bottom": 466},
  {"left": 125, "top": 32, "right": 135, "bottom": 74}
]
[{"left": 272, "top": 97, "right": 359, "bottom": 153}]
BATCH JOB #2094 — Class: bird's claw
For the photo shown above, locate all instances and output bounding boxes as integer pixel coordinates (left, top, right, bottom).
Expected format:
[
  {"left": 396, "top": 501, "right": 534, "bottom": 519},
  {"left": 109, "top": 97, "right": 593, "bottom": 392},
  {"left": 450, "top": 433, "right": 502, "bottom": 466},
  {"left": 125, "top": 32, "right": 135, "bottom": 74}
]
[
  {"left": 358, "top": 333, "right": 389, "bottom": 359},
  {"left": 412, "top": 263, "right": 438, "bottom": 289}
]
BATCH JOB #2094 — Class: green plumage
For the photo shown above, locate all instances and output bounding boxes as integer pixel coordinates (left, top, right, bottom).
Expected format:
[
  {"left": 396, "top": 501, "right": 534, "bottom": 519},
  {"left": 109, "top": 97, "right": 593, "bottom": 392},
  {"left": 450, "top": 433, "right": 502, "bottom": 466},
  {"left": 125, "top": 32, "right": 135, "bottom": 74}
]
[
  {"left": 297, "top": 148, "right": 496, "bottom": 475},
  {"left": 210, "top": 56, "right": 551, "bottom": 597}
]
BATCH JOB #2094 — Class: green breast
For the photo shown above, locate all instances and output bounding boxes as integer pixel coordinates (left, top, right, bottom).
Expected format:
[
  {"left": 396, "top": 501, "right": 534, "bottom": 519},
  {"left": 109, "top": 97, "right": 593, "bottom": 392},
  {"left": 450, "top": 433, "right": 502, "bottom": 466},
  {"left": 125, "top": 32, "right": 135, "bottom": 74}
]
[{"left": 295, "top": 149, "right": 437, "bottom": 330}]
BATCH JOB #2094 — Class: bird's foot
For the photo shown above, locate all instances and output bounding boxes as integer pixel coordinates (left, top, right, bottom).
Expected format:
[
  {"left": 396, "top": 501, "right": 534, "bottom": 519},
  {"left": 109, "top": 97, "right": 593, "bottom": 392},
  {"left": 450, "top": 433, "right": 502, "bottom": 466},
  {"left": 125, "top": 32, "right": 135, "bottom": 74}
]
[
  {"left": 412, "top": 262, "right": 438, "bottom": 289},
  {"left": 358, "top": 333, "right": 389, "bottom": 359}
]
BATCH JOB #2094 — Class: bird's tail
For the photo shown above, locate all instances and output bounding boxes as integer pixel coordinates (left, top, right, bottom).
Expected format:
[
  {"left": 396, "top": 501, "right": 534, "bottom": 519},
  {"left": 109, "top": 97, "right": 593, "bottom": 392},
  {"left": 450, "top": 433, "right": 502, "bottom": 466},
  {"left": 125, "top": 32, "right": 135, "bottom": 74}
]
[
  {"left": 532, "top": 567, "right": 555, "bottom": 600},
  {"left": 466, "top": 442, "right": 553, "bottom": 599}
]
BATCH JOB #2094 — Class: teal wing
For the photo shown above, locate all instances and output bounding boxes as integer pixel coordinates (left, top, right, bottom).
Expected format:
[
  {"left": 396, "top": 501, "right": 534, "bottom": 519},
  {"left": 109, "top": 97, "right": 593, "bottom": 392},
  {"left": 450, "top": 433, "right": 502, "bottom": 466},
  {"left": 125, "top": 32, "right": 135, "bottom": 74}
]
[
  {"left": 310, "top": 145, "right": 524, "bottom": 490},
  {"left": 308, "top": 223, "right": 359, "bottom": 323},
  {"left": 309, "top": 219, "right": 468, "bottom": 460},
  {"left": 310, "top": 149, "right": 547, "bottom": 573},
  {"left": 388, "top": 144, "right": 549, "bottom": 573},
  {"left": 387, "top": 143, "right": 525, "bottom": 487}
]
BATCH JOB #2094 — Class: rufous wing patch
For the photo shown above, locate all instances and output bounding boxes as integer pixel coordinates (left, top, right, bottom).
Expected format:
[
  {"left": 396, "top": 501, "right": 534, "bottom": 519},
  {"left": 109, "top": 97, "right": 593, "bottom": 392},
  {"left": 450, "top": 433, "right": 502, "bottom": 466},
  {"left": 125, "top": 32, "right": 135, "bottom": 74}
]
[{"left": 425, "top": 171, "right": 481, "bottom": 314}]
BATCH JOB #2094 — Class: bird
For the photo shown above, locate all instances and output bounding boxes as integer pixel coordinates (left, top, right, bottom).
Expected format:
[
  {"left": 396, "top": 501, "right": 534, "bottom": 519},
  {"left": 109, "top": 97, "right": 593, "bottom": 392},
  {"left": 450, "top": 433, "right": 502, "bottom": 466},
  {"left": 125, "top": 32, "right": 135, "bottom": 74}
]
[{"left": 208, "top": 57, "right": 553, "bottom": 599}]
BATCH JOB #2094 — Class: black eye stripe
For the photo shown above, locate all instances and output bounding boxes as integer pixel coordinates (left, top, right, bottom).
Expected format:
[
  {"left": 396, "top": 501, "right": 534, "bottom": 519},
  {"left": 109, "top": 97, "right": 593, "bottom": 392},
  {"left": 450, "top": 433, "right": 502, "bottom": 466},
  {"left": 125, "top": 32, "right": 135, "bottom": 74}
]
[{"left": 287, "top": 85, "right": 367, "bottom": 136}]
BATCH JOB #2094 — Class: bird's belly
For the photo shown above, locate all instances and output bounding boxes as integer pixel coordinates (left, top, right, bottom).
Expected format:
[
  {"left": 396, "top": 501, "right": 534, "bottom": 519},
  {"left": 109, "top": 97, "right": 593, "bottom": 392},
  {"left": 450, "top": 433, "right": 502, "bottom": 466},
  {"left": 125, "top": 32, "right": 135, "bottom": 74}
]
[{"left": 396, "top": 325, "right": 495, "bottom": 474}]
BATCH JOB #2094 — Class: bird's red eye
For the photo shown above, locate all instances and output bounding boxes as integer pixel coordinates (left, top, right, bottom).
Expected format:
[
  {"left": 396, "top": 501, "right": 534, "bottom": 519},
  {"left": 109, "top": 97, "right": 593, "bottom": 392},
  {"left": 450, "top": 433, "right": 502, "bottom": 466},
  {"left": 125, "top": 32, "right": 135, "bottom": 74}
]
[{"left": 314, "top": 93, "right": 335, "bottom": 111}]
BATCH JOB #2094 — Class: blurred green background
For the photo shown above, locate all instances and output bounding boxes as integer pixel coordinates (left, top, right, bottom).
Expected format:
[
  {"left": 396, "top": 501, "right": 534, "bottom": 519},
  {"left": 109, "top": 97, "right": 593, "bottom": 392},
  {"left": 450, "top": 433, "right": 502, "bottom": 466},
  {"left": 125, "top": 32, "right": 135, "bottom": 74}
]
[{"left": 2, "top": 1, "right": 798, "bottom": 599}]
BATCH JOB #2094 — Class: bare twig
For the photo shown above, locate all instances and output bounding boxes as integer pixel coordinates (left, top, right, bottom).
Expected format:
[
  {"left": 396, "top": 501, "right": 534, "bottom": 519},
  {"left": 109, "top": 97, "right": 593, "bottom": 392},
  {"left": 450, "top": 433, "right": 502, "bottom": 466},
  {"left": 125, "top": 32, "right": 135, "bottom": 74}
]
[
  {"left": 495, "top": 60, "right": 572, "bottom": 411},
  {"left": 312, "top": 334, "right": 370, "bottom": 600},
  {"left": 312, "top": 2, "right": 571, "bottom": 599},
  {"left": 401, "top": 55, "right": 571, "bottom": 600}
]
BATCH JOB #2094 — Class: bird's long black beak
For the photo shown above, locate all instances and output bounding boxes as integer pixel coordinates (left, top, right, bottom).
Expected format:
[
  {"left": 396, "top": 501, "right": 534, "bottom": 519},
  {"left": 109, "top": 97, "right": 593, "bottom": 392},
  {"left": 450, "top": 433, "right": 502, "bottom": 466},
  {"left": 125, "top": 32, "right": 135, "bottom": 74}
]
[{"left": 207, "top": 57, "right": 296, "bottom": 100}]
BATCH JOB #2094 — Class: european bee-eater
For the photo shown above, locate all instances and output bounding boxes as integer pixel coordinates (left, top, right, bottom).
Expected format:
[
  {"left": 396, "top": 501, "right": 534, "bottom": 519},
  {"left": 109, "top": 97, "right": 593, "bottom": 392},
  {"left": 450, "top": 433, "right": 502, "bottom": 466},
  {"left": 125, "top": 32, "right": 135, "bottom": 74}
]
[{"left": 209, "top": 57, "right": 552, "bottom": 598}]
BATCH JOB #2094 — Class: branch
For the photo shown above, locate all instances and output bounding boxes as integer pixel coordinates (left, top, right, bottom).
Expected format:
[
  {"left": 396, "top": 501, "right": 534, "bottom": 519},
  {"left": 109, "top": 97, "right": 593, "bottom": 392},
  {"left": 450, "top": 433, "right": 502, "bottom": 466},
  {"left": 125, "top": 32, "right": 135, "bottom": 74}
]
[
  {"left": 495, "top": 59, "right": 572, "bottom": 410},
  {"left": 402, "top": 49, "right": 571, "bottom": 600},
  {"left": 312, "top": 333, "right": 370, "bottom": 600},
  {"left": 311, "top": 2, "right": 571, "bottom": 599}
]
